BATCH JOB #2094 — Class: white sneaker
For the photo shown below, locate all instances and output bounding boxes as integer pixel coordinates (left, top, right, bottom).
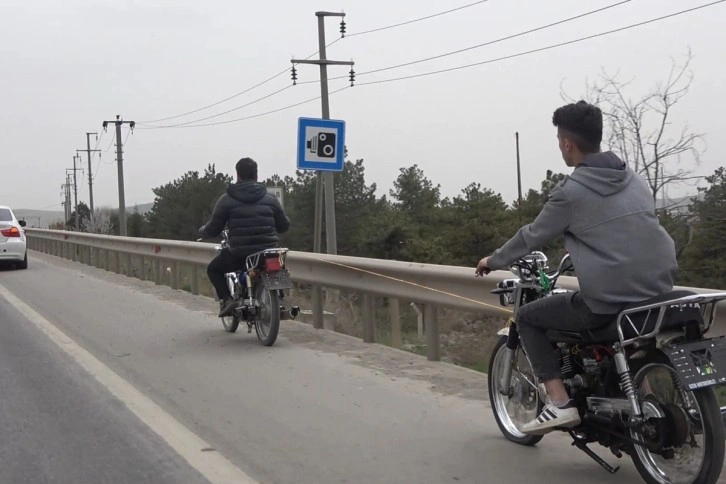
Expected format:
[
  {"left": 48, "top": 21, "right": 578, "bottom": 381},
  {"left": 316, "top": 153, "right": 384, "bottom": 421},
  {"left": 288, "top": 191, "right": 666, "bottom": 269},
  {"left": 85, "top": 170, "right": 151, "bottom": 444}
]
[{"left": 520, "top": 399, "right": 580, "bottom": 435}]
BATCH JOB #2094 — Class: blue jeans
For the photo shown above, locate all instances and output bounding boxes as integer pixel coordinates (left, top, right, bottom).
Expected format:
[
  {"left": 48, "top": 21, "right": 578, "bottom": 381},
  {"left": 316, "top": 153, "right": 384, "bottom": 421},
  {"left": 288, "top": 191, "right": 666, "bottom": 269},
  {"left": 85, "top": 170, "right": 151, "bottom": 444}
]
[{"left": 517, "top": 292, "right": 614, "bottom": 381}]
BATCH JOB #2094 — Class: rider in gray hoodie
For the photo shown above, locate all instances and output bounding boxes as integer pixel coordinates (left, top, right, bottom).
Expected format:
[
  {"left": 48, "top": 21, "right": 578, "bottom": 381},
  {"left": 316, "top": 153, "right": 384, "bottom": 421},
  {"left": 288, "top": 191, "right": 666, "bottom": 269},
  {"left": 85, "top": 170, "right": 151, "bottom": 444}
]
[{"left": 476, "top": 101, "right": 677, "bottom": 434}]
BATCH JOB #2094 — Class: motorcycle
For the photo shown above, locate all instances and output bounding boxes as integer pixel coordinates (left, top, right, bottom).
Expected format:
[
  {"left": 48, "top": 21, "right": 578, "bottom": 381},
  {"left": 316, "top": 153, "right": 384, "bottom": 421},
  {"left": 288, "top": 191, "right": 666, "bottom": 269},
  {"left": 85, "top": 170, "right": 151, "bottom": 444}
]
[
  {"left": 486, "top": 251, "right": 726, "bottom": 484},
  {"left": 202, "top": 230, "right": 299, "bottom": 346}
]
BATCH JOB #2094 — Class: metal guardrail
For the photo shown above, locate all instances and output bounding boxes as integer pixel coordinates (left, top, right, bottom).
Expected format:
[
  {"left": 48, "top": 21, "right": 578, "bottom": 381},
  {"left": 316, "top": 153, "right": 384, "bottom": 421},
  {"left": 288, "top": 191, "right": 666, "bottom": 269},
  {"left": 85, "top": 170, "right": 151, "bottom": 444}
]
[{"left": 24, "top": 229, "right": 726, "bottom": 361}]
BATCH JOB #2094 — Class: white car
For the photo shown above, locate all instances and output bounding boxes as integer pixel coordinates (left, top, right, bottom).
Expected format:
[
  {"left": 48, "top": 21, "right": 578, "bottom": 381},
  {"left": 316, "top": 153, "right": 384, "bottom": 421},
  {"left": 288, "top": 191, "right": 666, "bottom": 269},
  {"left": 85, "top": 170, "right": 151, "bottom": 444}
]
[{"left": 0, "top": 206, "right": 27, "bottom": 269}]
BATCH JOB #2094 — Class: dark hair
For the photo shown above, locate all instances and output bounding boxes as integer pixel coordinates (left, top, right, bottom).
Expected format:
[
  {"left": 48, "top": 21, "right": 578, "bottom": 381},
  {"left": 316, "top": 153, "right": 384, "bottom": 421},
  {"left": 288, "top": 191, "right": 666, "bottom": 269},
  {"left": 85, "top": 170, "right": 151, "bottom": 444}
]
[
  {"left": 235, "top": 157, "right": 258, "bottom": 181},
  {"left": 552, "top": 100, "right": 603, "bottom": 153}
]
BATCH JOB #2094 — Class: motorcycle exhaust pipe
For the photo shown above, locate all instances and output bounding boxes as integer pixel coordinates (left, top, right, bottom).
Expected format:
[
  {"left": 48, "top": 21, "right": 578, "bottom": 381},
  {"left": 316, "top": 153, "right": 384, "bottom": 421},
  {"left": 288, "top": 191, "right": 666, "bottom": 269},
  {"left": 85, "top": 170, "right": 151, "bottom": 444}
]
[{"left": 280, "top": 306, "right": 300, "bottom": 320}]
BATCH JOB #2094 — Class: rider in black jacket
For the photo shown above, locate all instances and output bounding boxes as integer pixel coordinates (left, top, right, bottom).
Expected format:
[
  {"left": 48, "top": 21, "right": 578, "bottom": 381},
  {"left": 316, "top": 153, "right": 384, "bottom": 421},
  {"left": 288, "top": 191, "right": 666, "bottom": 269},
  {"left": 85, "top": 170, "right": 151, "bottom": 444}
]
[{"left": 199, "top": 157, "right": 290, "bottom": 316}]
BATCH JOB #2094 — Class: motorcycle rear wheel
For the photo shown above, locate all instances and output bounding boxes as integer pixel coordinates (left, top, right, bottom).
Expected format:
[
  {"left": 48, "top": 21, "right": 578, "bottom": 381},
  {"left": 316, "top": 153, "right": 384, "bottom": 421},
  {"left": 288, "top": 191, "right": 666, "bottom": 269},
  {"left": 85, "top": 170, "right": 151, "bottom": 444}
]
[
  {"left": 488, "top": 336, "right": 543, "bottom": 446},
  {"left": 630, "top": 351, "right": 724, "bottom": 484},
  {"left": 254, "top": 285, "right": 280, "bottom": 347}
]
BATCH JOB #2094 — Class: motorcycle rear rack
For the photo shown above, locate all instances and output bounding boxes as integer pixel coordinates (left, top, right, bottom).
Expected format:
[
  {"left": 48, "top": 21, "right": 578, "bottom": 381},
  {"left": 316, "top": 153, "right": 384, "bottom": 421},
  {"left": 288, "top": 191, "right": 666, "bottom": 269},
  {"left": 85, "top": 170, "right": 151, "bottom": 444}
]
[
  {"left": 664, "top": 336, "right": 726, "bottom": 391},
  {"left": 614, "top": 292, "right": 726, "bottom": 347}
]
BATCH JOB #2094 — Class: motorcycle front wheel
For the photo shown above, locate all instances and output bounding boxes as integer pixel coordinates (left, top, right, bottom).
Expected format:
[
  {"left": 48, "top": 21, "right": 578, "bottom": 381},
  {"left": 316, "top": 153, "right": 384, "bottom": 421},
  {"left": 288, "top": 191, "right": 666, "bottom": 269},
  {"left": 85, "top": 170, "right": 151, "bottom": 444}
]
[
  {"left": 630, "top": 351, "right": 724, "bottom": 484},
  {"left": 221, "top": 313, "right": 239, "bottom": 333},
  {"left": 221, "top": 273, "right": 240, "bottom": 333},
  {"left": 254, "top": 284, "right": 280, "bottom": 347},
  {"left": 488, "top": 336, "right": 543, "bottom": 446}
]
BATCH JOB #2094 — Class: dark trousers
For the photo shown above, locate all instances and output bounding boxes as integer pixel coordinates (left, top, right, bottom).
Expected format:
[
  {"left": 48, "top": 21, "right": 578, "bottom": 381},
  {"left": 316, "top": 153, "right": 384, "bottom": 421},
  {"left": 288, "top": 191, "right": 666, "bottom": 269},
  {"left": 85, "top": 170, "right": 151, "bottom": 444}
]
[
  {"left": 207, "top": 249, "right": 249, "bottom": 300},
  {"left": 517, "top": 292, "right": 614, "bottom": 381}
]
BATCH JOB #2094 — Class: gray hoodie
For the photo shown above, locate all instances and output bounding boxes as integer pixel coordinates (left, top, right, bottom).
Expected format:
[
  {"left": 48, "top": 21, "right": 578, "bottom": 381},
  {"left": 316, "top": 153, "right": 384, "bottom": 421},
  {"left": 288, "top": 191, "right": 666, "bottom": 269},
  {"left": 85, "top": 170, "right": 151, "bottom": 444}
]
[{"left": 488, "top": 151, "right": 678, "bottom": 314}]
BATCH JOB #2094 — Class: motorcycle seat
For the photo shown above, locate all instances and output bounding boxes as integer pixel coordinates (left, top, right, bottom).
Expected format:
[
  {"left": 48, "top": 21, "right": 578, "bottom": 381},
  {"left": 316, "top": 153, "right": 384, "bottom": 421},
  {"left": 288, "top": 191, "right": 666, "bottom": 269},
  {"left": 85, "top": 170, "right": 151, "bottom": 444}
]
[{"left": 547, "top": 290, "right": 704, "bottom": 344}]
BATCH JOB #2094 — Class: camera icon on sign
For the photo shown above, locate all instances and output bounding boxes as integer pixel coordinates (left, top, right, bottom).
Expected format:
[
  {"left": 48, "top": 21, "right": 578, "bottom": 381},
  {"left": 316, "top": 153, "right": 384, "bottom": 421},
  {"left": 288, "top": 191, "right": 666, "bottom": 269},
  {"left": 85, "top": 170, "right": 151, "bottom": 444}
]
[{"left": 307, "top": 132, "right": 336, "bottom": 158}]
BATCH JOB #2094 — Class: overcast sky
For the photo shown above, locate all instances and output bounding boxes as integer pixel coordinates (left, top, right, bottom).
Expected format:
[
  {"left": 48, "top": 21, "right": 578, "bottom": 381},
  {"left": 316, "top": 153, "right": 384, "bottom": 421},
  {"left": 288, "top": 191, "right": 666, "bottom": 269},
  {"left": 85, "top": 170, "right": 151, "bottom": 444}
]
[{"left": 1, "top": 0, "right": 724, "bottom": 212}]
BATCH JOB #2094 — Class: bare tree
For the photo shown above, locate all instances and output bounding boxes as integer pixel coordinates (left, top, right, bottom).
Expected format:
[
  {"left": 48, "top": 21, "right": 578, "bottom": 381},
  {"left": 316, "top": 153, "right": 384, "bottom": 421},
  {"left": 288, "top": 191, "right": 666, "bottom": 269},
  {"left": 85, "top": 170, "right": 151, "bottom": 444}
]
[
  {"left": 562, "top": 49, "right": 705, "bottom": 204},
  {"left": 82, "top": 209, "right": 113, "bottom": 235}
]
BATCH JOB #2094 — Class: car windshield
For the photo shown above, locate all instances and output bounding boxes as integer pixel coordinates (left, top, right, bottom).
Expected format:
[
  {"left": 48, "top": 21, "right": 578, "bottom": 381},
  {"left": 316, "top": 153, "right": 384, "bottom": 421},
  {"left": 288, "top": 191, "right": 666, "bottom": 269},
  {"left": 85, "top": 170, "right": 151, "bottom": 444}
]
[{"left": 0, "top": 208, "right": 13, "bottom": 222}]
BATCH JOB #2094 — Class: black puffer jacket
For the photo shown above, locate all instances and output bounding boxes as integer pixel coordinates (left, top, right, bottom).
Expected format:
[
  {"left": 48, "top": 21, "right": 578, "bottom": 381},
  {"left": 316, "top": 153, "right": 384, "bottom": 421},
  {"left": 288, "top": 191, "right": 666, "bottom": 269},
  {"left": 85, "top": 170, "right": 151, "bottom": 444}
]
[{"left": 199, "top": 181, "right": 290, "bottom": 256}]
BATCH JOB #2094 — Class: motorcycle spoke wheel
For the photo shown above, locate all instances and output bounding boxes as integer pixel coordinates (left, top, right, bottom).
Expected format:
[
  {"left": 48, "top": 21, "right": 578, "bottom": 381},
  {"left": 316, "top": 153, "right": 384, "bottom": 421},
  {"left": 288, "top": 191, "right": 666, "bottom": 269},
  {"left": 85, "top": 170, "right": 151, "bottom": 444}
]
[
  {"left": 487, "top": 337, "right": 543, "bottom": 446},
  {"left": 254, "top": 285, "right": 280, "bottom": 346},
  {"left": 631, "top": 359, "right": 724, "bottom": 484}
]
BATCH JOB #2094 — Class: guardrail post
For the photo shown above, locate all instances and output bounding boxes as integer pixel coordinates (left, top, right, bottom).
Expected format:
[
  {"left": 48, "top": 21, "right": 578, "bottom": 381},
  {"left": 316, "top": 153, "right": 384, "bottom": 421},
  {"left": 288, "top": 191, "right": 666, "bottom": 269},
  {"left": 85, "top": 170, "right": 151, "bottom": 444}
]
[
  {"left": 362, "top": 293, "right": 376, "bottom": 343},
  {"left": 191, "top": 264, "right": 200, "bottom": 295},
  {"left": 123, "top": 253, "right": 131, "bottom": 275},
  {"left": 411, "top": 303, "right": 424, "bottom": 340},
  {"left": 139, "top": 256, "right": 146, "bottom": 280},
  {"left": 389, "top": 299, "right": 402, "bottom": 349},
  {"left": 152, "top": 259, "right": 161, "bottom": 285},
  {"left": 171, "top": 261, "right": 180, "bottom": 290},
  {"left": 424, "top": 304, "right": 440, "bottom": 361},
  {"left": 312, "top": 286, "right": 324, "bottom": 329}
]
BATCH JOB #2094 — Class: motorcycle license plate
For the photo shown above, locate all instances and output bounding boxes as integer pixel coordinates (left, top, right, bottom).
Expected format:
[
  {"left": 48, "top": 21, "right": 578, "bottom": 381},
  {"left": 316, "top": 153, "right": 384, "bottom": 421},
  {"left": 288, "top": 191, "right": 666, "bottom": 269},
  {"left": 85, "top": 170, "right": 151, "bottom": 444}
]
[
  {"left": 261, "top": 269, "right": 292, "bottom": 291},
  {"left": 664, "top": 336, "right": 726, "bottom": 391}
]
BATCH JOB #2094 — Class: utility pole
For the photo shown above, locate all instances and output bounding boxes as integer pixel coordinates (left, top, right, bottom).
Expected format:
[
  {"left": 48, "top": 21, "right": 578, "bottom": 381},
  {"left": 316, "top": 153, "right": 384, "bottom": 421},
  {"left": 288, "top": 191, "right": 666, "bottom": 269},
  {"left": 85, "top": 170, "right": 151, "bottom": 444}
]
[
  {"left": 77, "top": 132, "right": 100, "bottom": 212},
  {"left": 68, "top": 156, "right": 82, "bottom": 230},
  {"left": 515, "top": 132, "right": 523, "bottom": 206},
  {"left": 62, "top": 174, "right": 72, "bottom": 225},
  {"left": 102, "top": 115, "right": 135, "bottom": 236},
  {"left": 291, "top": 12, "right": 354, "bottom": 256}
]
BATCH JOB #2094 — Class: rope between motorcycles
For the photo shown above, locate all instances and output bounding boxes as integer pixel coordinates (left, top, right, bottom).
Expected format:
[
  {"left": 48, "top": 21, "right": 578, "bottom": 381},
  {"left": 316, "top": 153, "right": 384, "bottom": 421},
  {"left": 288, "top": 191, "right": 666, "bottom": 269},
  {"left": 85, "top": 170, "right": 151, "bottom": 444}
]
[{"left": 312, "top": 257, "right": 513, "bottom": 316}]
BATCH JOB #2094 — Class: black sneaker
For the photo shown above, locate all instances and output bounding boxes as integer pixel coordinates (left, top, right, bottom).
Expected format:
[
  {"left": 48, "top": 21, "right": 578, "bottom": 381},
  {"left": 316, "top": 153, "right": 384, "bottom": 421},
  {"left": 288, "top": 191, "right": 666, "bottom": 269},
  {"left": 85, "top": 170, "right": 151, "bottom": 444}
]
[{"left": 218, "top": 298, "right": 236, "bottom": 317}]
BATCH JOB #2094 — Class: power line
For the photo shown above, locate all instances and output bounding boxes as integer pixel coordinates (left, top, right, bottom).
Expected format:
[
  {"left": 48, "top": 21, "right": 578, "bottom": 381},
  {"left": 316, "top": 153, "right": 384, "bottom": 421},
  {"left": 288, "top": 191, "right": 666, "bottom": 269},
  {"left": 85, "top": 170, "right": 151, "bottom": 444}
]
[
  {"left": 103, "top": 135, "right": 115, "bottom": 152},
  {"left": 130, "top": 2, "right": 722, "bottom": 131},
  {"left": 139, "top": 68, "right": 291, "bottom": 124},
  {"left": 138, "top": 1, "right": 489, "bottom": 124},
  {"left": 93, "top": 130, "right": 105, "bottom": 150},
  {"left": 347, "top": 0, "right": 631, "bottom": 79},
  {"left": 294, "top": 1, "right": 630, "bottom": 86},
  {"left": 137, "top": 85, "right": 351, "bottom": 129},
  {"left": 138, "top": 85, "right": 293, "bottom": 129},
  {"left": 346, "top": 0, "right": 490, "bottom": 37},
  {"left": 139, "top": 44, "right": 335, "bottom": 125},
  {"left": 122, "top": 127, "right": 132, "bottom": 146},
  {"left": 357, "top": 1, "right": 725, "bottom": 87}
]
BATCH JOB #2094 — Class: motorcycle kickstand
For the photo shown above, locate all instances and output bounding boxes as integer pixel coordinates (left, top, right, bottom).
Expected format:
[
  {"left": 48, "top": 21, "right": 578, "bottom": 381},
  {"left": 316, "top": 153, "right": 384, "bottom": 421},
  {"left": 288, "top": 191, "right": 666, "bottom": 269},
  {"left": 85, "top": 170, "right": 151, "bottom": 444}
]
[{"left": 569, "top": 432, "right": 620, "bottom": 475}]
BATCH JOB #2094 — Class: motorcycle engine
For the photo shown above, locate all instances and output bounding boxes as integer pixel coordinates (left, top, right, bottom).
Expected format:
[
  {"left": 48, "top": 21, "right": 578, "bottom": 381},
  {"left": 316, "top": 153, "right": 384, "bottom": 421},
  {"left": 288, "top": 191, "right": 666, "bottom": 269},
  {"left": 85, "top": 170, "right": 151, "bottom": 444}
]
[{"left": 561, "top": 346, "right": 610, "bottom": 392}]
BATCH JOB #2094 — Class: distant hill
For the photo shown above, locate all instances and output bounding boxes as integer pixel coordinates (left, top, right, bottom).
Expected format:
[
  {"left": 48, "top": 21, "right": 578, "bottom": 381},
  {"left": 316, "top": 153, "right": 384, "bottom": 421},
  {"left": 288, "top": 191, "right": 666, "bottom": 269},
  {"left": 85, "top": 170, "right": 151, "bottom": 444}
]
[{"left": 14, "top": 203, "right": 154, "bottom": 229}]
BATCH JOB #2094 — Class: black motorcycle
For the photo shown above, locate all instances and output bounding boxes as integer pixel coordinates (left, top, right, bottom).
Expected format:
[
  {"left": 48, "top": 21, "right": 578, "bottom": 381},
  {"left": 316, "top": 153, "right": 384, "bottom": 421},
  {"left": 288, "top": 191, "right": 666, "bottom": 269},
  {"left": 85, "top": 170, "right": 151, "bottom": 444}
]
[{"left": 486, "top": 251, "right": 726, "bottom": 484}]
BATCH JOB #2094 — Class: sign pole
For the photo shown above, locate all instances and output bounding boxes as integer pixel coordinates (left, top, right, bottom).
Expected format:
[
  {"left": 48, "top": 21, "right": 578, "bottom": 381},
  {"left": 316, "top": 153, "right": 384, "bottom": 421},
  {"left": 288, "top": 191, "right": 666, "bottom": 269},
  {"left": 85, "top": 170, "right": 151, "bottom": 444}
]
[{"left": 292, "top": 11, "right": 353, "bottom": 255}]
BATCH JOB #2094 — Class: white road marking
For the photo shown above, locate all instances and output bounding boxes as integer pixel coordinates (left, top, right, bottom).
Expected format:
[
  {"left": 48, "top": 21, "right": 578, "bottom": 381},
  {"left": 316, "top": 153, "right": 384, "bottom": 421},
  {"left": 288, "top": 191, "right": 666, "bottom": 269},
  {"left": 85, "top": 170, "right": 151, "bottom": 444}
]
[{"left": 0, "top": 283, "right": 258, "bottom": 484}]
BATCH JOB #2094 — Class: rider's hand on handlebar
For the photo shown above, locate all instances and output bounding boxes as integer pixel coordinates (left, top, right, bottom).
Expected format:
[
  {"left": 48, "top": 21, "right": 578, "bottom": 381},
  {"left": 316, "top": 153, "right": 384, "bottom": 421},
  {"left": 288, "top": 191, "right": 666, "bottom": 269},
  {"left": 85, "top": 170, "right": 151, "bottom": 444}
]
[{"left": 475, "top": 256, "right": 492, "bottom": 277}]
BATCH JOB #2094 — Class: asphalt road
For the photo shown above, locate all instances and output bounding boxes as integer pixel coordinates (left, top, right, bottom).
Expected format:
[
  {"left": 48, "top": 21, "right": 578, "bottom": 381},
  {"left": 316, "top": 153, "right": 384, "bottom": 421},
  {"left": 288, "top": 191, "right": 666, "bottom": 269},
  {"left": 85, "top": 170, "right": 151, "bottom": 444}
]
[
  {"left": 0, "top": 279, "right": 210, "bottom": 484},
  {"left": 0, "top": 251, "right": 715, "bottom": 484}
]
